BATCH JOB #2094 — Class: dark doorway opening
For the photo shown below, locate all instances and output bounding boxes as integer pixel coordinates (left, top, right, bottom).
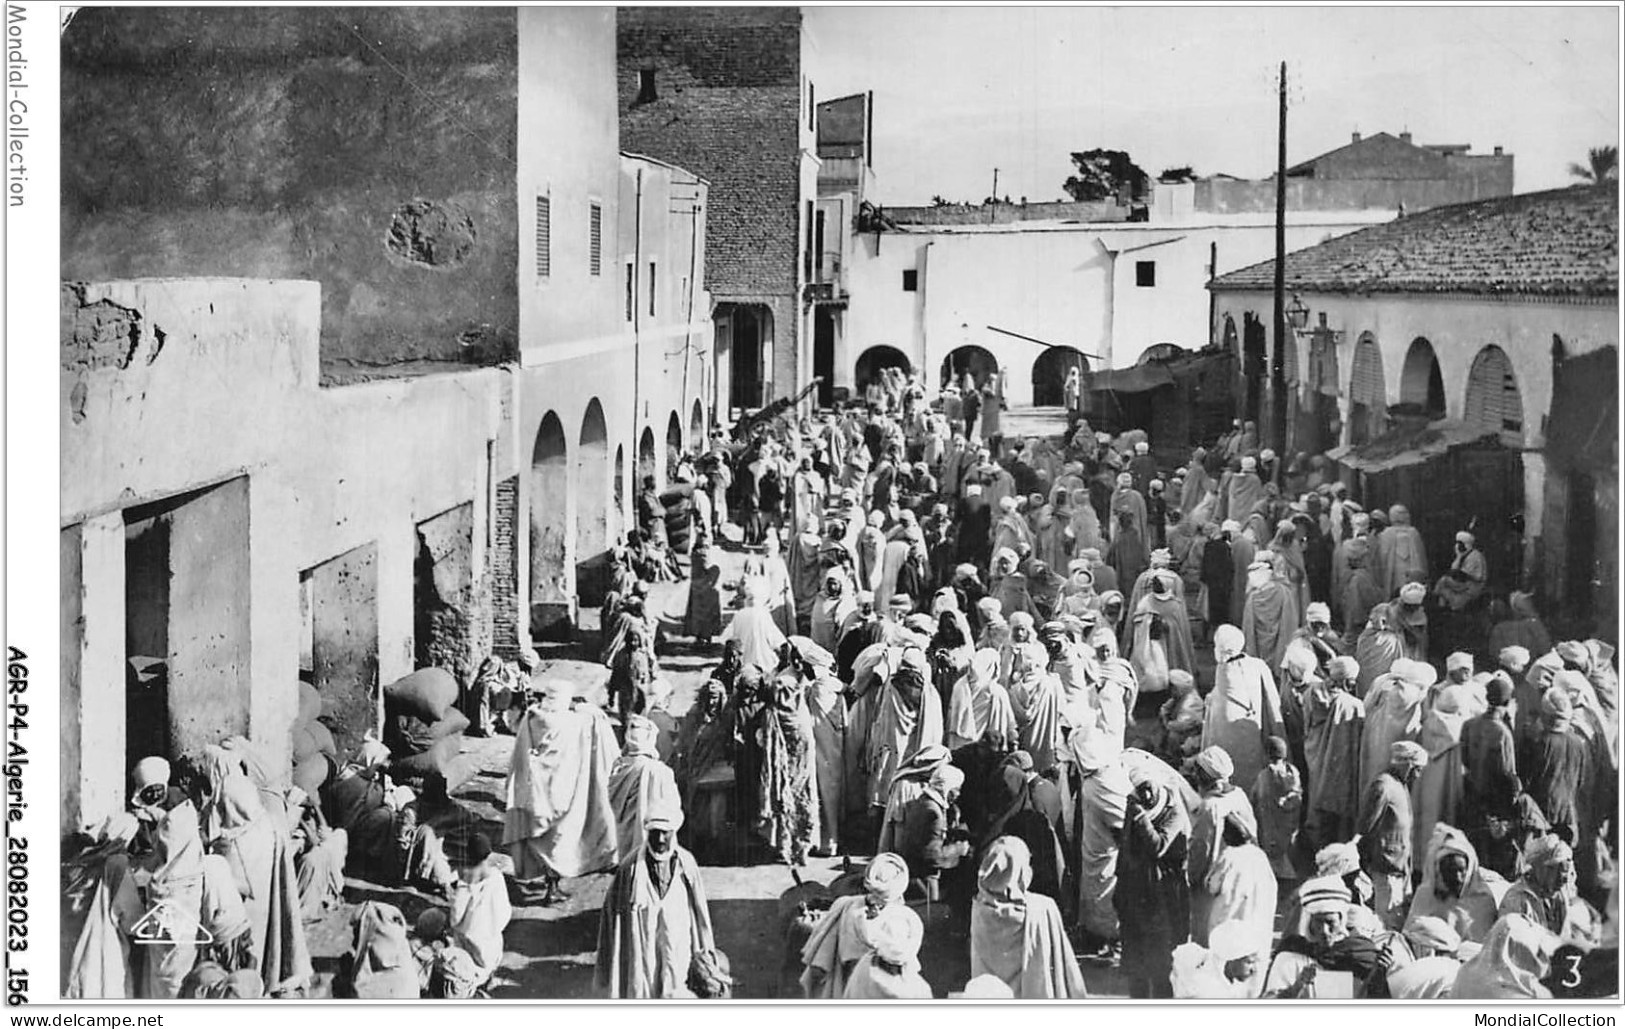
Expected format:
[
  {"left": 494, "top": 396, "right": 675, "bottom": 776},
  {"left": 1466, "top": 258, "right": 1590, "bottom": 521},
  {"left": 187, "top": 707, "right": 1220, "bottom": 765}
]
[
  {"left": 940, "top": 345, "right": 999, "bottom": 391},
  {"left": 1031, "top": 346, "right": 1089, "bottom": 406},
  {"left": 855, "top": 344, "right": 913, "bottom": 396},
  {"left": 1242, "top": 314, "right": 1267, "bottom": 426},
  {"left": 124, "top": 507, "right": 172, "bottom": 776},
  {"left": 728, "top": 305, "right": 769, "bottom": 410},
  {"left": 813, "top": 308, "right": 836, "bottom": 408}
]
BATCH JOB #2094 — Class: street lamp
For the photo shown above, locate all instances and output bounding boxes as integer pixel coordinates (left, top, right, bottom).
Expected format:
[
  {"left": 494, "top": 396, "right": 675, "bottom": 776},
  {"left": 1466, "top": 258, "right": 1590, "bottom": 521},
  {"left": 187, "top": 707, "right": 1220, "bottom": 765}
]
[{"left": 1286, "top": 293, "right": 1311, "bottom": 333}]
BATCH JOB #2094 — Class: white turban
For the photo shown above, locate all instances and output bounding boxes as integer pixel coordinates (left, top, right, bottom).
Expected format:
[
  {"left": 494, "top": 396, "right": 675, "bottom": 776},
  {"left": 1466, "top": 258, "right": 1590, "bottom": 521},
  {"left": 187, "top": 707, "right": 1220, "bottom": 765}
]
[
  {"left": 1209, "top": 920, "right": 1267, "bottom": 962},
  {"left": 1213, "top": 624, "right": 1245, "bottom": 658},
  {"left": 863, "top": 853, "right": 910, "bottom": 903},
  {"left": 862, "top": 904, "right": 924, "bottom": 965}
]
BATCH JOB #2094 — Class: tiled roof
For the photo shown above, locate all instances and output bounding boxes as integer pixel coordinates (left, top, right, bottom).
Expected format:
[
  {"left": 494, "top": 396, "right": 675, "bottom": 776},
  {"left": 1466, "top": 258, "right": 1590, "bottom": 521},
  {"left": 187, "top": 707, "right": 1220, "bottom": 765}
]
[{"left": 1209, "top": 185, "right": 1618, "bottom": 297}]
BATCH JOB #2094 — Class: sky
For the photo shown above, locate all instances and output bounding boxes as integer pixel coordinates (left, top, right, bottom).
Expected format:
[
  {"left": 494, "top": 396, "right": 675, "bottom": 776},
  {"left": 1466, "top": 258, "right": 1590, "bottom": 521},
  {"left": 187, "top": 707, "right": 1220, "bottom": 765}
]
[{"left": 803, "top": 5, "right": 1621, "bottom": 205}]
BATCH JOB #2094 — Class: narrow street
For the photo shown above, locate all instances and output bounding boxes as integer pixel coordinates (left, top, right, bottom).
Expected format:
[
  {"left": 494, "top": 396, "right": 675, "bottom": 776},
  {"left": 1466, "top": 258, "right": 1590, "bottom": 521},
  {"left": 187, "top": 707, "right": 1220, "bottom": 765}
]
[{"left": 302, "top": 515, "right": 1133, "bottom": 998}]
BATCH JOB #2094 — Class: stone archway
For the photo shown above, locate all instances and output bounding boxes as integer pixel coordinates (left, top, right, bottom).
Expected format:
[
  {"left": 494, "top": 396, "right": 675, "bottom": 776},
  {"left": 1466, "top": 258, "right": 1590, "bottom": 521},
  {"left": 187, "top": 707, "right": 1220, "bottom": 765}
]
[
  {"left": 576, "top": 399, "right": 610, "bottom": 607},
  {"left": 1400, "top": 336, "right": 1446, "bottom": 419},
  {"left": 854, "top": 345, "right": 913, "bottom": 395},
  {"left": 690, "top": 398, "right": 705, "bottom": 449},
  {"left": 1348, "top": 333, "right": 1388, "bottom": 446},
  {"left": 1465, "top": 345, "right": 1524, "bottom": 446},
  {"left": 613, "top": 444, "right": 626, "bottom": 539},
  {"left": 940, "top": 344, "right": 999, "bottom": 391},
  {"left": 1031, "top": 346, "right": 1090, "bottom": 406},
  {"left": 665, "top": 410, "right": 684, "bottom": 483},
  {"left": 638, "top": 425, "right": 658, "bottom": 489},
  {"left": 529, "top": 411, "right": 570, "bottom": 639}
]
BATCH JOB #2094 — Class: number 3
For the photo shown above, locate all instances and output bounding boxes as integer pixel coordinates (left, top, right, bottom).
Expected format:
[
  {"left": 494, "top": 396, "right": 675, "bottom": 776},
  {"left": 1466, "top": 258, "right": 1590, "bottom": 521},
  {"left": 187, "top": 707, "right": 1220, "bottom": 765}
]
[{"left": 1560, "top": 953, "right": 1583, "bottom": 989}]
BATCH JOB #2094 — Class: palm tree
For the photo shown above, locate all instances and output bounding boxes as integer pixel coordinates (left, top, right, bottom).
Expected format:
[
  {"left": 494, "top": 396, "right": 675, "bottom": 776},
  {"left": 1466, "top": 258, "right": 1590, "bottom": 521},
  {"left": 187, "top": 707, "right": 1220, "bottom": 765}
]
[{"left": 1569, "top": 145, "right": 1618, "bottom": 185}]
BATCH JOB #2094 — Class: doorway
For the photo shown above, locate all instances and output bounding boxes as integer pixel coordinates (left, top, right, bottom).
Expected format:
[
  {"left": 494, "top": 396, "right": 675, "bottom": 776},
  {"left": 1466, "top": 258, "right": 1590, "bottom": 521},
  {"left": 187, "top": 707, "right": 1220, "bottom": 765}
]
[
  {"left": 1031, "top": 346, "right": 1089, "bottom": 406},
  {"left": 122, "top": 477, "right": 252, "bottom": 769},
  {"left": 813, "top": 308, "right": 836, "bottom": 407}
]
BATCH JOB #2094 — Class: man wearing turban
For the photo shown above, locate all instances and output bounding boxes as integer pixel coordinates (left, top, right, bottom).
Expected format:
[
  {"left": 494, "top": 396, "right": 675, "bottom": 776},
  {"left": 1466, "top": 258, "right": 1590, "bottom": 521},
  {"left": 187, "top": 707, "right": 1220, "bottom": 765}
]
[
  {"left": 970, "top": 836, "right": 1088, "bottom": 998},
  {"left": 1521, "top": 683, "right": 1594, "bottom": 861},
  {"left": 1498, "top": 836, "right": 1603, "bottom": 949},
  {"left": 1302, "top": 655, "right": 1365, "bottom": 850},
  {"left": 1186, "top": 745, "right": 1259, "bottom": 945},
  {"left": 799, "top": 853, "right": 917, "bottom": 999},
  {"left": 1202, "top": 624, "right": 1285, "bottom": 793},
  {"left": 1405, "top": 825, "right": 1504, "bottom": 946},
  {"left": 1242, "top": 557, "right": 1302, "bottom": 672},
  {"left": 1373, "top": 505, "right": 1429, "bottom": 602},
  {"left": 595, "top": 809, "right": 717, "bottom": 999},
  {"left": 841, "top": 904, "right": 932, "bottom": 999},
  {"left": 1264, "top": 875, "right": 1387, "bottom": 998},
  {"left": 862, "top": 647, "right": 945, "bottom": 823},
  {"left": 1069, "top": 730, "right": 1132, "bottom": 961},
  {"left": 1434, "top": 529, "right": 1487, "bottom": 613},
  {"left": 1358, "top": 740, "right": 1430, "bottom": 930}
]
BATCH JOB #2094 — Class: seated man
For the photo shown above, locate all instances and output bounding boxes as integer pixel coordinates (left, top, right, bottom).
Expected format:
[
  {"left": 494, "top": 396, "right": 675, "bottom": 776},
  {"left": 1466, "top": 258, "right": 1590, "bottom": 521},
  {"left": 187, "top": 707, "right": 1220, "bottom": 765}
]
[
  {"left": 320, "top": 745, "right": 455, "bottom": 895},
  {"left": 1264, "top": 876, "right": 1390, "bottom": 998}
]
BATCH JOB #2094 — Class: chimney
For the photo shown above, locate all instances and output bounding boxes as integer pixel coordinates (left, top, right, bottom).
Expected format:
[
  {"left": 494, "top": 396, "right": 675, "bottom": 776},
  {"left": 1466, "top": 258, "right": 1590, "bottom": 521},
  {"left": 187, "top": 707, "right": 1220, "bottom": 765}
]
[
  {"left": 1493, "top": 145, "right": 1503, "bottom": 156},
  {"left": 1351, "top": 131, "right": 1362, "bottom": 143},
  {"left": 1399, "top": 131, "right": 1413, "bottom": 144}
]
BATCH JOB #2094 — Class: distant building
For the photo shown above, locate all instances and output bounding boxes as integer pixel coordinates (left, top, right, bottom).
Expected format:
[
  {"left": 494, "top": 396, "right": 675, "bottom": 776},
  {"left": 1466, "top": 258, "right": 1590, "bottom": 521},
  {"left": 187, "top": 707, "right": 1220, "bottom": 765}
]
[
  {"left": 1198, "top": 131, "right": 1515, "bottom": 214},
  {"left": 60, "top": 8, "right": 710, "bottom": 835},
  {"left": 1209, "top": 184, "right": 1616, "bottom": 637},
  {"left": 617, "top": 6, "right": 820, "bottom": 416},
  {"left": 832, "top": 131, "right": 1516, "bottom": 412}
]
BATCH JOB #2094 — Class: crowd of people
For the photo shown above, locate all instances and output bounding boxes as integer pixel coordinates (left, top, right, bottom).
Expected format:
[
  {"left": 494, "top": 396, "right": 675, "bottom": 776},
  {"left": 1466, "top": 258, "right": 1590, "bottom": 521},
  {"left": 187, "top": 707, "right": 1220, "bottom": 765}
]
[{"left": 64, "top": 365, "right": 1619, "bottom": 1001}]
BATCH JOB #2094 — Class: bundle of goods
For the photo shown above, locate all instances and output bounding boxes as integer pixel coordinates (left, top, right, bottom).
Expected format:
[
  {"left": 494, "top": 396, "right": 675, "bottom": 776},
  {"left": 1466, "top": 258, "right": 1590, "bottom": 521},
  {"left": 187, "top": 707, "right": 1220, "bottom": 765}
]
[
  {"left": 291, "top": 679, "right": 340, "bottom": 795},
  {"left": 381, "top": 668, "right": 474, "bottom": 793}
]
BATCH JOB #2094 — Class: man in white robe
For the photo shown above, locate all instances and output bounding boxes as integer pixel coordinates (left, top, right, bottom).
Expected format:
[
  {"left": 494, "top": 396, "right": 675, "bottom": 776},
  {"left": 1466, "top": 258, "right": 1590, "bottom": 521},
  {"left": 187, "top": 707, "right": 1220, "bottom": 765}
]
[
  {"left": 595, "top": 810, "right": 716, "bottom": 998},
  {"left": 1202, "top": 623, "right": 1285, "bottom": 792},
  {"left": 503, "top": 681, "right": 621, "bottom": 897},
  {"left": 607, "top": 715, "right": 681, "bottom": 865}
]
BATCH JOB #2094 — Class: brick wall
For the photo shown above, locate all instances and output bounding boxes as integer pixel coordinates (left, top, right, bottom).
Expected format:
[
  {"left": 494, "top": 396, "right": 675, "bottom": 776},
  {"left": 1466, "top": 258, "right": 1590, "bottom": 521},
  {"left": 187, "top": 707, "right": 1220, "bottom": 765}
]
[
  {"left": 617, "top": 6, "right": 803, "bottom": 307},
  {"left": 489, "top": 475, "right": 520, "bottom": 655}
]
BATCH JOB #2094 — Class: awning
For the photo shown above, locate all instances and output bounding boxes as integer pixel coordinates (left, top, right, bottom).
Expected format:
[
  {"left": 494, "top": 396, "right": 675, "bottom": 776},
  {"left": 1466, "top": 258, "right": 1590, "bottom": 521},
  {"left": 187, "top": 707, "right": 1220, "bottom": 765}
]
[
  {"left": 1082, "top": 364, "right": 1175, "bottom": 394},
  {"left": 1326, "top": 419, "right": 1500, "bottom": 474}
]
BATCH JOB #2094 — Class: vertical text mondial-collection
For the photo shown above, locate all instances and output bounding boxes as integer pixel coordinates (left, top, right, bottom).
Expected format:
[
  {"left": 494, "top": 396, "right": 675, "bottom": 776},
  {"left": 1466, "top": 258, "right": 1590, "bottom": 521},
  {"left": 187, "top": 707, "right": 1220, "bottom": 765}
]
[{"left": 6, "top": 4, "right": 27, "bottom": 207}]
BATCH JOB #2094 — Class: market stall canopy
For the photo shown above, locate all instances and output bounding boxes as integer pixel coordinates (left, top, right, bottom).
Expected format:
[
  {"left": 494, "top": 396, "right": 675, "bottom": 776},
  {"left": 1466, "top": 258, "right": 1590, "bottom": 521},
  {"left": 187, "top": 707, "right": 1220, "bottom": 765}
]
[
  {"left": 1081, "top": 363, "right": 1175, "bottom": 394},
  {"left": 1326, "top": 419, "right": 1499, "bottom": 474}
]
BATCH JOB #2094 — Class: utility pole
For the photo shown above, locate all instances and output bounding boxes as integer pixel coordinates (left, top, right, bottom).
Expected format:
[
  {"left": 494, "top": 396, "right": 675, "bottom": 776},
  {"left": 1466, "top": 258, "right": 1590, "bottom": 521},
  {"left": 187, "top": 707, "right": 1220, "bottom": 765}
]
[
  {"left": 990, "top": 168, "right": 999, "bottom": 223},
  {"left": 1271, "top": 60, "right": 1289, "bottom": 455}
]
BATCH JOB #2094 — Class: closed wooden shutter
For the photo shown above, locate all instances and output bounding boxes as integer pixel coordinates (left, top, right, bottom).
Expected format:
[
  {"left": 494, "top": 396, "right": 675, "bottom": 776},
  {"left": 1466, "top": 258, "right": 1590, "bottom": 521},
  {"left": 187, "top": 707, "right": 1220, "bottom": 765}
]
[
  {"left": 535, "top": 196, "right": 551, "bottom": 278},
  {"left": 1281, "top": 333, "right": 1299, "bottom": 385},
  {"left": 589, "top": 203, "right": 602, "bottom": 276},
  {"left": 1465, "top": 345, "right": 1524, "bottom": 445},
  {"left": 1350, "top": 336, "right": 1386, "bottom": 409}
]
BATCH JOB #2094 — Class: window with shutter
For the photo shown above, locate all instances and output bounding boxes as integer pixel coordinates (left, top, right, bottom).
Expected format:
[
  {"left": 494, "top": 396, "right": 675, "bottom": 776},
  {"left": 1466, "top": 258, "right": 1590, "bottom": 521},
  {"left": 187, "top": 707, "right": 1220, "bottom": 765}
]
[
  {"left": 589, "top": 203, "right": 602, "bottom": 276},
  {"left": 1349, "top": 335, "right": 1386, "bottom": 408},
  {"left": 535, "top": 195, "right": 551, "bottom": 279},
  {"left": 1465, "top": 345, "right": 1524, "bottom": 446}
]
